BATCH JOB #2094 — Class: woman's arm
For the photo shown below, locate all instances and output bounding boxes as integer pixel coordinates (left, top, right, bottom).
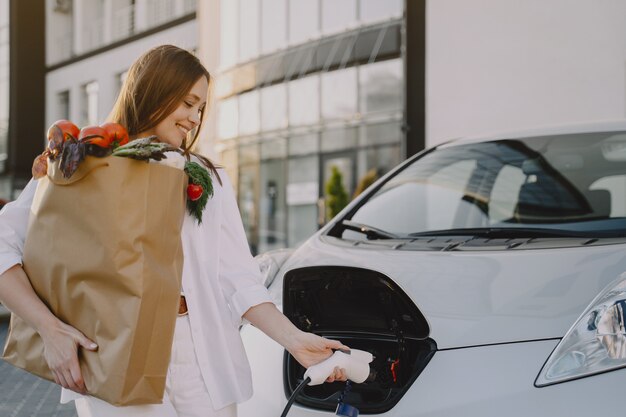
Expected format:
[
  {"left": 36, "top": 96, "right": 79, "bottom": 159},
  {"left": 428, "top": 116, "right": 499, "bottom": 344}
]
[
  {"left": 0, "top": 181, "right": 96, "bottom": 393},
  {"left": 217, "top": 173, "right": 348, "bottom": 381},
  {"left": 0, "top": 264, "right": 61, "bottom": 332},
  {"left": 243, "top": 302, "right": 349, "bottom": 382},
  {"left": 0, "top": 264, "right": 97, "bottom": 393}
]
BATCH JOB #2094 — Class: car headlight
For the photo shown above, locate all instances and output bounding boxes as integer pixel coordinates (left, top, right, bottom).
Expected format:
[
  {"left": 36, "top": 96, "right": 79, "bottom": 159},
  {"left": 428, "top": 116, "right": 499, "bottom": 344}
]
[
  {"left": 535, "top": 273, "right": 626, "bottom": 386},
  {"left": 254, "top": 248, "right": 294, "bottom": 288}
]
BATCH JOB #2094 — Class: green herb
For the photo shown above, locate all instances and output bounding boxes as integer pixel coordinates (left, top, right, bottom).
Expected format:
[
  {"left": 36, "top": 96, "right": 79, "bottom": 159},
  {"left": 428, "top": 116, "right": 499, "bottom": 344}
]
[
  {"left": 113, "top": 137, "right": 213, "bottom": 223},
  {"left": 184, "top": 161, "right": 213, "bottom": 224}
]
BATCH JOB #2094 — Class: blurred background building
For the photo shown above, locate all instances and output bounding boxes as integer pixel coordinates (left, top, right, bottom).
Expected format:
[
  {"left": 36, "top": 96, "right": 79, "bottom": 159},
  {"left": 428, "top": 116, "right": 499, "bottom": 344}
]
[
  {"left": 1, "top": 0, "right": 200, "bottom": 202},
  {"left": 45, "top": 0, "right": 198, "bottom": 143},
  {"left": 6, "top": 0, "right": 424, "bottom": 255},
  {"left": 197, "top": 0, "right": 424, "bottom": 254},
  {"left": 3, "top": 1, "right": 626, "bottom": 254}
]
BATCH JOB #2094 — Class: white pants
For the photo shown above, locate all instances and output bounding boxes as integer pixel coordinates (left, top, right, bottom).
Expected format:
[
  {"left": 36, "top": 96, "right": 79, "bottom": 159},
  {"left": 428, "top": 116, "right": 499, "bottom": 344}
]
[{"left": 74, "top": 315, "right": 237, "bottom": 417}]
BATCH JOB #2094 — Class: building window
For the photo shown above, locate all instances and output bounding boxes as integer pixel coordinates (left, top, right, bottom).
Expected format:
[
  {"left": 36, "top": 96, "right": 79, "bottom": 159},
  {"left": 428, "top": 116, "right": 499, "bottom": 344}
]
[
  {"left": 321, "top": 127, "right": 358, "bottom": 153},
  {"left": 217, "top": 96, "right": 239, "bottom": 139},
  {"left": 359, "top": 121, "right": 402, "bottom": 147},
  {"left": 321, "top": 67, "right": 357, "bottom": 120},
  {"left": 146, "top": 0, "right": 176, "bottom": 28},
  {"left": 288, "top": 75, "right": 320, "bottom": 126},
  {"left": 220, "top": 145, "right": 238, "bottom": 189},
  {"left": 287, "top": 155, "right": 319, "bottom": 246},
  {"left": 260, "top": 84, "right": 287, "bottom": 131},
  {"left": 288, "top": 133, "right": 318, "bottom": 156},
  {"left": 111, "top": 0, "right": 135, "bottom": 42},
  {"left": 238, "top": 90, "right": 260, "bottom": 136},
  {"left": 289, "top": 0, "right": 319, "bottom": 45},
  {"left": 49, "top": 0, "right": 74, "bottom": 63},
  {"left": 259, "top": 139, "right": 288, "bottom": 253},
  {"left": 220, "top": 0, "right": 238, "bottom": 68},
  {"left": 261, "top": 0, "right": 287, "bottom": 55},
  {"left": 359, "top": 58, "right": 403, "bottom": 115},
  {"left": 322, "top": 152, "right": 355, "bottom": 214},
  {"left": 82, "top": 0, "right": 105, "bottom": 52},
  {"left": 57, "top": 91, "right": 70, "bottom": 121},
  {"left": 239, "top": 0, "right": 259, "bottom": 62},
  {"left": 238, "top": 143, "right": 260, "bottom": 253},
  {"left": 321, "top": 0, "right": 356, "bottom": 36},
  {"left": 359, "top": 0, "right": 403, "bottom": 24},
  {"left": 81, "top": 81, "right": 99, "bottom": 126}
]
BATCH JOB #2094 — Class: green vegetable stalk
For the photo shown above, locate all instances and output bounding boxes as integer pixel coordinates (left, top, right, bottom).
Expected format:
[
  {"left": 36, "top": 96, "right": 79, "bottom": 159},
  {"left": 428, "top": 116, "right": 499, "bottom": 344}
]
[{"left": 185, "top": 161, "right": 213, "bottom": 224}]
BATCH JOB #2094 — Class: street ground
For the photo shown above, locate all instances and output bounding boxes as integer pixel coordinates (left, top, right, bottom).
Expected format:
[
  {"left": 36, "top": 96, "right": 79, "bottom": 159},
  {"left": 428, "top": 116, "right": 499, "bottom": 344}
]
[{"left": 0, "top": 319, "right": 78, "bottom": 417}]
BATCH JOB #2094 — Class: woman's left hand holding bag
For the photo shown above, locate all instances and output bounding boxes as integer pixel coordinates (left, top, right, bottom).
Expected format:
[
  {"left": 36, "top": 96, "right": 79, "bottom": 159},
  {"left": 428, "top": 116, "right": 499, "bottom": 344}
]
[
  {"left": 0, "top": 264, "right": 98, "bottom": 394},
  {"left": 39, "top": 318, "right": 98, "bottom": 394}
]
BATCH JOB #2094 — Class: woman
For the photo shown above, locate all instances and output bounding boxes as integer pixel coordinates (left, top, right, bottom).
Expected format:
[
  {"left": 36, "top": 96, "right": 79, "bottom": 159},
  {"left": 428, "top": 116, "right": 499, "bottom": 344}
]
[{"left": 0, "top": 45, "right": 346, "bottom": 416}]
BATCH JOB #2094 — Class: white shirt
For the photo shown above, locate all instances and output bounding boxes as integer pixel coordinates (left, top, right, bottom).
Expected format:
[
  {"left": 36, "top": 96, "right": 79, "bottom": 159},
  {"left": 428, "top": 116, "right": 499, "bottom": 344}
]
[{"left": 0, "top": 167, "right": 274, "bottom": 409}]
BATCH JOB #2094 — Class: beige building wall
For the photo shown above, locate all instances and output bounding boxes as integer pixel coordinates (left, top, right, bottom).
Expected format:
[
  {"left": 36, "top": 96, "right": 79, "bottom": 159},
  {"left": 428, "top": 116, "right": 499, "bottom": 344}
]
[{"left": 196, "top": 0, "right": 221, "bottom": 161}]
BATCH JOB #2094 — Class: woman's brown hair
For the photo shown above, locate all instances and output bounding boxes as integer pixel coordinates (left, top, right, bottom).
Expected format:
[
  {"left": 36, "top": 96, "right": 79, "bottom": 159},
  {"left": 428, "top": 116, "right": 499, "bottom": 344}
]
[{"left": 108, "top": 44, "right": 221, "bottom": 183}]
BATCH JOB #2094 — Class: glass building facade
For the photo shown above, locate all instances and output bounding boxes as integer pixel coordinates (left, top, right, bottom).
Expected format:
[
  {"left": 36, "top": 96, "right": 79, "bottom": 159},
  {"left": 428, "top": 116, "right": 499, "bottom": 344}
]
[{"left": 214, "top": 0, "right": 405, "bottom": 254}]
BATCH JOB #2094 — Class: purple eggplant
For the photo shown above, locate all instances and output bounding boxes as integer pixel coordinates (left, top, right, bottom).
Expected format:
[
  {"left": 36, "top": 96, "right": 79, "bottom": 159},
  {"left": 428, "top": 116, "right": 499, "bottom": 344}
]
[{"left": 59, "top": 138, "right": 87, "bottom": 179}]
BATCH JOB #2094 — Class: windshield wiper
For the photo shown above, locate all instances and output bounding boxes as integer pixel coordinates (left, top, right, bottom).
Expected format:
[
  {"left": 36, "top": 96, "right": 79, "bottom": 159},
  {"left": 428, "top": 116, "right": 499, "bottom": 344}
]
[
  {"left": 339, "top": 220, "right": 402, "bottom": 240},
  {"left": 408, "top": 227, "right": 604, "bottom": 239}
]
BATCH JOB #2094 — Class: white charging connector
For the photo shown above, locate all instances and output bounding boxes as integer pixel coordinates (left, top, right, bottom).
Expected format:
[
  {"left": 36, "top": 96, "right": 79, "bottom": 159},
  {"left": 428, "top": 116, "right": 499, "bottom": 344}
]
[{"left": 304, "top": 349, "right": 373, "bottom": 385}]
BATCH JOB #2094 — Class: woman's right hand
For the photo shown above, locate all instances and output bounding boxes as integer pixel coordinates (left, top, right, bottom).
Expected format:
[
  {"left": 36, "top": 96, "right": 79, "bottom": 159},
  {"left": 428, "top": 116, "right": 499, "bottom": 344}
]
[
  {"left": 38, "top": 320, "right": 98, "bottom": 394},
  {"left": 0, "top": 265, "right": 98, "bottom": 394}
]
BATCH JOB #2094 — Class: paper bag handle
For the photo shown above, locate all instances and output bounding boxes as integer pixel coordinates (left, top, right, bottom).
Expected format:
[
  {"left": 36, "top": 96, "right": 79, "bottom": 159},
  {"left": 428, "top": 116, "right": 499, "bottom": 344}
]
[{"left": 47, "top": 157, "right": 110, "bottom": 186}]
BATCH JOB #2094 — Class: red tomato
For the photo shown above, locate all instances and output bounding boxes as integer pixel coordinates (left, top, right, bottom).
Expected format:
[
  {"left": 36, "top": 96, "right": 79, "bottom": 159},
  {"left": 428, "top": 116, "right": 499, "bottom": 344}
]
[
  {"left": 79, "top": 126, "right": 111, "bottom": 148},
  {"left": 187, "top": 184, "right": 203, "bottom": 201},
  {"left": 100, "top": 122, "right": 129, "bottom": 147},
  {"left": 53, "top": 120, "right": 80, "bottom": 141}
]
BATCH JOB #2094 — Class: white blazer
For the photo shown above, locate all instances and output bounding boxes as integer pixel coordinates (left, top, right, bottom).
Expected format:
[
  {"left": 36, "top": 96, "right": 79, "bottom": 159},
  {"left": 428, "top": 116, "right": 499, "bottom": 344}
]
[{"left": 0, "top": 167, "right": 274, "bottom": 409}]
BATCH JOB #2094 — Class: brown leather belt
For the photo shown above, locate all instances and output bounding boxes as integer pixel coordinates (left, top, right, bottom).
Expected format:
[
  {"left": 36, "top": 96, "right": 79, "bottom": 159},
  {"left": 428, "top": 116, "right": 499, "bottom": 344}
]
[{"left": 178, "top": 295, "right": 188, "bottom": 316}]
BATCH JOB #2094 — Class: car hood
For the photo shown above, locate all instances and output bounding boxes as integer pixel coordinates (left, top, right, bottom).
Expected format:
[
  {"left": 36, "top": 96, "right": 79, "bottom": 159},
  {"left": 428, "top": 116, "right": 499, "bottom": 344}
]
[{"left": 270, "top": 236, "right": 626, "bottom": 349}]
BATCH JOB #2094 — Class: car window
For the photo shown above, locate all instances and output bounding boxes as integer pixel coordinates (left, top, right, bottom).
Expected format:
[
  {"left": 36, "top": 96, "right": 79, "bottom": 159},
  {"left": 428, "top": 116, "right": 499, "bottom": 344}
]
[
  {"left": 343, "top": 160, "right": 476, "bottom": 240},
  {"left": 340, "top": 131, "right": 626, "bottom": 239},
  {"left": 590, "top": 175, "right": 626, "bottom": 217},
  {"left": 490, "top": 165, "right": 526, "bottom": 223}
]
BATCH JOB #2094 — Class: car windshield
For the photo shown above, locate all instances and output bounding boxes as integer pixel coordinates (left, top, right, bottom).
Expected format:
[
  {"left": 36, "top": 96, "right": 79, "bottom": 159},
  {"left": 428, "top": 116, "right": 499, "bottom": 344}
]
[{"left": 336, "top": 131, "right": 626, "bottom": 240}]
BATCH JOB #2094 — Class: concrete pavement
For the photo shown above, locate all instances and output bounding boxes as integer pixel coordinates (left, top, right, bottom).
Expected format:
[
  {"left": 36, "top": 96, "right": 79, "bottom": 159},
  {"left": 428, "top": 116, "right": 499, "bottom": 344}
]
[{"left": 0, "top": 321, "right": 78, "bottom": 417}]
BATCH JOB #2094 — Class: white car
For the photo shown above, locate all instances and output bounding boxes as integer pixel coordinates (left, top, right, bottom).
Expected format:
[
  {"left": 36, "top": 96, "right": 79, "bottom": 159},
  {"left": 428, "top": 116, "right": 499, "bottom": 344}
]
[{"left": 240, "top": 122, "right": 626, "bottom": 417}]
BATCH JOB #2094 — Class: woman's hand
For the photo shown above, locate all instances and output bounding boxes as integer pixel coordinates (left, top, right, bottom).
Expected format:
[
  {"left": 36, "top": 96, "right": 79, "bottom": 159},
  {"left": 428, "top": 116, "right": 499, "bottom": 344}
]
[
  {"left": 243, "top": 303, "right": 350, "bottom": 382},
  {"left": 286, "top": 331, "right": 350, "bottom": 383},
  {"left": 0, "top": 265, "right": 98, "bottom": 394},
  {"left": 39, "top": 320, "right": 98, "bottom": 394}
]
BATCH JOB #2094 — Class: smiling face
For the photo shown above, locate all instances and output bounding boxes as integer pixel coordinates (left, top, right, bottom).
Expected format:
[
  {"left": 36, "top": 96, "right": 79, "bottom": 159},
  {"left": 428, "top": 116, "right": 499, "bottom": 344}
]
[{"left": 141, "top": 76, "right": 209, "bottom": 148}]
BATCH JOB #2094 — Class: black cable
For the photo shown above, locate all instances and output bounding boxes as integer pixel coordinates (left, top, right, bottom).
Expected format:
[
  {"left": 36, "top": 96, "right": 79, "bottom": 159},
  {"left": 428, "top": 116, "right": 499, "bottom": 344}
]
[{"left": 280, "top": 376, "right": 311, "bottom": 417}]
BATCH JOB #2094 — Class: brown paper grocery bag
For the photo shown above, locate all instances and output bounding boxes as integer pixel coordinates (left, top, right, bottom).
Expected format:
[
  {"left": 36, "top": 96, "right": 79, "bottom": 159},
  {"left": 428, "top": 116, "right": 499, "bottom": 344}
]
[{"left": 2, "top": 155, "right": 187, "bottom": 406}]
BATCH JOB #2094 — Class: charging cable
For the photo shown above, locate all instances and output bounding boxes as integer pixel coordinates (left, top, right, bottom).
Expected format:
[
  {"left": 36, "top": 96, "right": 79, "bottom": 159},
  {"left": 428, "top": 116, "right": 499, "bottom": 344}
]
[
  {"left": 280, "top": 376, "right": 311, "bottom": 417},
  {"left": 279, "top": 349, "right": 374, "bottom": 417}
]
